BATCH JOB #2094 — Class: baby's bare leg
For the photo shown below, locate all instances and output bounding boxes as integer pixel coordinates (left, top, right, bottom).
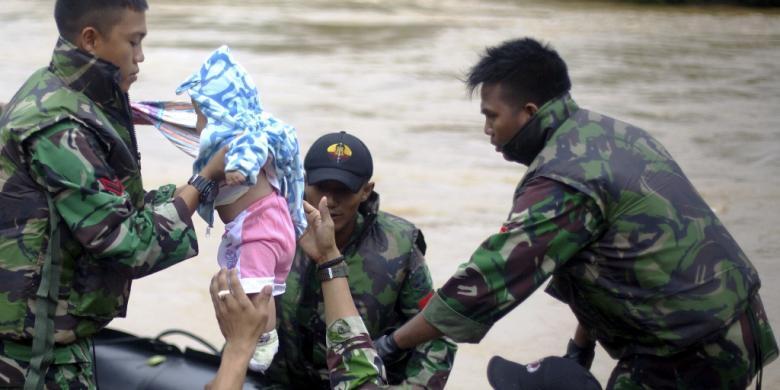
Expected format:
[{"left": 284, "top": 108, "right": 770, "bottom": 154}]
[
  {"left": 246, "top": 291, "right": 279, "bottom": 373},
  {"left": 265, "top": 297, "right": 276, "bottom": 333}
]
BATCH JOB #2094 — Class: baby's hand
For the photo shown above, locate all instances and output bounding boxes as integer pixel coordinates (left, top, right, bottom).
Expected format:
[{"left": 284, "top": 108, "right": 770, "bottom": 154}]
[{"left": 225, "top": 171, "right": 246, "bottom": 186}]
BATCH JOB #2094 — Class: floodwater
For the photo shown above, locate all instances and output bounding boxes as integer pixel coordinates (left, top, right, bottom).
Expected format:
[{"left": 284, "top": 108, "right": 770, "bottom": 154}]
[{"left": 1, "top": 0, "right": 779, "bottom": 388}]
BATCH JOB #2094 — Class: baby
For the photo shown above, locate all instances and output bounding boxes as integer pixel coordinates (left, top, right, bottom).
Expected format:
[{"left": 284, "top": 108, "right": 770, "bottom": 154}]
[{"left": 177, "top": 46, "right": 306, "bottom": 372}]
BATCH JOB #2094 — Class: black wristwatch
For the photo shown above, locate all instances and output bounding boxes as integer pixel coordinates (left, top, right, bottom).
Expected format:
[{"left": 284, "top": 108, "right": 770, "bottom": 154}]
[
  {"left": 188, "top": 174, "right": 218, "bottom": 203},
  {"left": 318, "top": 261, "right": 349, "bottom": 282}
]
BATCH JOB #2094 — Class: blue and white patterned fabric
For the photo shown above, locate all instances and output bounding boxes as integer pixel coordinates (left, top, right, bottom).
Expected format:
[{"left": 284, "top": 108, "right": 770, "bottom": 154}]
[{"left": 176, "top": 45, "right": 306, "bottom": 236}]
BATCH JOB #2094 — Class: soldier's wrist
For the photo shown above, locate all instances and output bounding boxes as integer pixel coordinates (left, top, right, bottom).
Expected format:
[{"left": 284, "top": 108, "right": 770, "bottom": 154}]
[
  {"left": 572, "top": 336, "right": 596, "bottom": 350},
  {"left": 564, "top": 338, "right": 595, "bottom": 369},
  {"left": 317, "top": 255, "right": 348, "bottom": 282},
  {"left": 317, "top": 248, "right": 341, "bottom": 264},
  {"left": 197, "top": 167, "right": 217, "bottom": 181},
  {"left": 374, "top": 331, "right": 409, "bottom": 364},
  {"left": 222, "top": 341, "right": 255, "bottom": 365},
  {"left": 317, "top": 255, "right": 345, "bottom": 270}
]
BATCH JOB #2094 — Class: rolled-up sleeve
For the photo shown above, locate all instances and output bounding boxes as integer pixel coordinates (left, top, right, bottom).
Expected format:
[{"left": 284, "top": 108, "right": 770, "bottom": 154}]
[
  {"left": 397, "top": 239, "right": 457, "bottom": 388},
  {"left": 422, "top": 177, "right": 603, "bottom": 343},
  {"left": 326, "top": 316, "right": 387, "bottom": 389}
]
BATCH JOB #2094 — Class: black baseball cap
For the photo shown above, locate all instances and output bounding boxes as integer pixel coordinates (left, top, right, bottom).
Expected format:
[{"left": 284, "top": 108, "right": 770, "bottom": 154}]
[
  {"left": 487, "top": 355, "right": 602, "bottom": 390},
  {"left": 304, "top": 131, "right": 373, "bottom": 193}
]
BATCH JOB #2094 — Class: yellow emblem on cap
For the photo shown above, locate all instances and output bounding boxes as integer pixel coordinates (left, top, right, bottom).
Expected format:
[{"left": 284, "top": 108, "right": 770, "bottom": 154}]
[{"left": 327, "top": 143, "right": 352, "bottom": 161}]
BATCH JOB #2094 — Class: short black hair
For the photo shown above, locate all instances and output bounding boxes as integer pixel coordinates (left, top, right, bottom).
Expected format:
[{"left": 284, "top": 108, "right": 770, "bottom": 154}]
[
  {"left": 54, "top": 0, "right": 149, "bottom": 42},
  {"left": 466, "top": 37, "right": 571, "bottom": 108}
]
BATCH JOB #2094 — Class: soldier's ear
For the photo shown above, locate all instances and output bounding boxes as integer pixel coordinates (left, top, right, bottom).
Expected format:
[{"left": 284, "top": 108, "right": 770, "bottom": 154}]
[
  {"left": 77, "top": 27, "right": 102, "bottom": 54},
  {"left": 523, "top": 102, "right": 539, "bottom": 117},
  {"left": 360, "top": 182, "right": 374, "bottom": 202}
]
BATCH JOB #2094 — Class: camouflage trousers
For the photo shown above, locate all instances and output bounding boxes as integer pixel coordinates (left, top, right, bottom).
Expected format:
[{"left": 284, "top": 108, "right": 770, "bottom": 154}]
[
  {"left": 606, "top": 295, "right": 777, "bottom": 390},
  {"left": 0, "top": 338, "right": 95, "bottom": 389}
]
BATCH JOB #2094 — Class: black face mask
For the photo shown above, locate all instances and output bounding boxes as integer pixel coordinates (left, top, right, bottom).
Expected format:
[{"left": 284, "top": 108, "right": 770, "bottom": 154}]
[{"left": 499, "top": 114, "right": 552, "bottom": 166}]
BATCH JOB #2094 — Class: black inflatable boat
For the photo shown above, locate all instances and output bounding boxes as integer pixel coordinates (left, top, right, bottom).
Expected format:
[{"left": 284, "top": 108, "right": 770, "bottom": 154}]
[{"left": 93, "top": 327, "right": 271, "bottom": 389}]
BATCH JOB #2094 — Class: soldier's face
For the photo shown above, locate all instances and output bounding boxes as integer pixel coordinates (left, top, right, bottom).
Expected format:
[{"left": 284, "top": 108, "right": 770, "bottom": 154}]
[
  {"left": 480, "top": 83, "right": 533, "bottom": 155},
  {"left": 87, "top": 9, "right": 147, "bottom": 93},
  {"left": 305, "top": 180, "right": 373, "bottom": 235}
]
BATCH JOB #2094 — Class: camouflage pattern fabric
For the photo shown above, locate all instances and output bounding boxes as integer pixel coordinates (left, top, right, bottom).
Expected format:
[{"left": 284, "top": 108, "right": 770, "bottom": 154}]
[
  {"left": 0, "top": 38, "right": 198, "bottom": 386},
  {"left": 326, "top": 316, "right": 388, "bottom": 390},
  {"left": 267, "top": 192, "right": 457, "bottom": 389},
  {"left": 0, "top": 338, "right": 94, "bottom": 389},
  {"left": 421, "top": 94, "right": 777, "bottom": 384},
  {"left": 606, "top": 295, "right": 774, "bottom": 389}
]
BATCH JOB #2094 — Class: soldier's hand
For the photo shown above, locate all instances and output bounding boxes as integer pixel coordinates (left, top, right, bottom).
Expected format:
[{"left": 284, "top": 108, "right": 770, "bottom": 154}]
[
  {"left": 200, "top": 146, "right": 228, "bottom": 182},
  {"left": 562, "top": 338, "right": 595, "bottom": 369},
  {"left": 208, "top": 269, "right": 272, "bottom": 390},
  {"left": 210, "top": 269, "right": 272, "bottom": 350},
  {"left": 373, "top": 331, "right": 409, "bottom": 365},
  {"left": 300, "top": 197, "right": 340, "bottom": 263}
]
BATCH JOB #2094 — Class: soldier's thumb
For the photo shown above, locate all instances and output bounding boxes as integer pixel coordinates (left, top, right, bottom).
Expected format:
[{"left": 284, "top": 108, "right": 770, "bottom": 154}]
[
  {"left": 252, "top": 285, "right": 273, "bottom": 308},
  {"left": 319, "top": 196, "right": 334, "bottom": 225}
]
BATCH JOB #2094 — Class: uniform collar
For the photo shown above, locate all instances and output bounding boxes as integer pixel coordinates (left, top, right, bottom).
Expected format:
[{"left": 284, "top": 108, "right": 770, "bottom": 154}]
[
  {"left": 501, "top": 93, "right": 580, "bottom": 165},
  {"left": 340, "top": 191, "right": 380, "bottom": 254},
  {"left": 49, "top": 37, "right": 126, "bottom": 111}
]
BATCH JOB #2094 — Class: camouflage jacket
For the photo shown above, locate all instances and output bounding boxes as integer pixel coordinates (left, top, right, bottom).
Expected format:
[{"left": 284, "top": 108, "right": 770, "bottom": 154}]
[
  {"left": 0, "top": 38, "right": 198, "bottom": 361},
  {"left": 422, "top": 94, "right": 777, "bottom": 361},
  {"left": 268, "top": 191, "right": 457, "bottom": 389}
]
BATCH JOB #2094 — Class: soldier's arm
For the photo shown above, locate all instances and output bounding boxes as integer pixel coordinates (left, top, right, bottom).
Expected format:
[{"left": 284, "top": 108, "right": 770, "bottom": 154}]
[
  {"left": 396, "top": 240, "right": 457, "bottom": 389},
  {"left": 322, "top": 265, "right": 388, "bottom": 389},
  {"left": 326, "top": 316, "right": 389, "bottom": 390},
  {"left": 26, "top": 124, "right": 200, "bottom": 276},
  {"left": 394, "top": 178, "right": 604, "bottom": 348},
  {"left": 300, "top": 198, "right": 388, "bottom": 389}
]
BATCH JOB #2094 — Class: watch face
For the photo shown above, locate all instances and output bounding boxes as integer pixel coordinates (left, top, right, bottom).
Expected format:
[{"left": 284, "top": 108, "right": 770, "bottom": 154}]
[
  {"left": 188, "top": 174, "right": 199, "bottom": 186},
  {"left": 190, "top": 175, "right": 218, "bottom": 202},
  {"left": 319, "top": 263, "right": 348, "bottom": 281}
]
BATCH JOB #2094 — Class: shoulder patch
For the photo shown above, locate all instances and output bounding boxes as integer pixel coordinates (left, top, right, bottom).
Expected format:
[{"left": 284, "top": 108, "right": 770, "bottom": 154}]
[
  {"left": 98, "top": 177, "right": 125, "bottom": 196},
  {"left": 418, "top": 291, "right": 433, "bottom": 310}
]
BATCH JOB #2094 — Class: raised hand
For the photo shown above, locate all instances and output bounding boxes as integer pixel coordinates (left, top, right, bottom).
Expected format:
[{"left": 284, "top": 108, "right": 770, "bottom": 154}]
[{"left": 298, "top": 196, "right": 340, "bottom": 264}]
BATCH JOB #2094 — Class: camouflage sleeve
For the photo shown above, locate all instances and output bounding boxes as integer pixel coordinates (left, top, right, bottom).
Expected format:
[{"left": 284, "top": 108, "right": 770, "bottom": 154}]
[
  {"left": 26, "top": 123, "right": 197, "bottom": 277},
  {"left": 397, "top": 239, "right": 457, "bottom": 388},
  {"left": 422, "top": 178, "right": 603, "bottom": 343},
  {"left": 326, "top": 316, "right": 388, "bottom": 390},
  {"left": 398, "top": 236, "right": 434, "bottom": 319},
  {"left": 144, "top": 181, "right": 178, "bottom": 206}
]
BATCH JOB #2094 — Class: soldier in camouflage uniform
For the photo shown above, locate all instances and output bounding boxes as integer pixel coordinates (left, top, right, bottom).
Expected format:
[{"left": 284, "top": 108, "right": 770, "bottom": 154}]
[
  {"left": 0, "top": 1, "right": 224, "bottom": 388},
  {"left": 365, "top": 37, "right": 778, "bottom": 389},
  {"left": 266, "top": 132, "right": 457, "bottom": 389},
  {"left": 210, "top": 199, "right": 398, "bottom": 390}
]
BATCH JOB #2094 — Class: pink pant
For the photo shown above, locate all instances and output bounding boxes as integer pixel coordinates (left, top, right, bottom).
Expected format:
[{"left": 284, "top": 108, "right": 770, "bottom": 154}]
[{"left": 217, "top": 192, "right": 296, "bottom": 295}]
